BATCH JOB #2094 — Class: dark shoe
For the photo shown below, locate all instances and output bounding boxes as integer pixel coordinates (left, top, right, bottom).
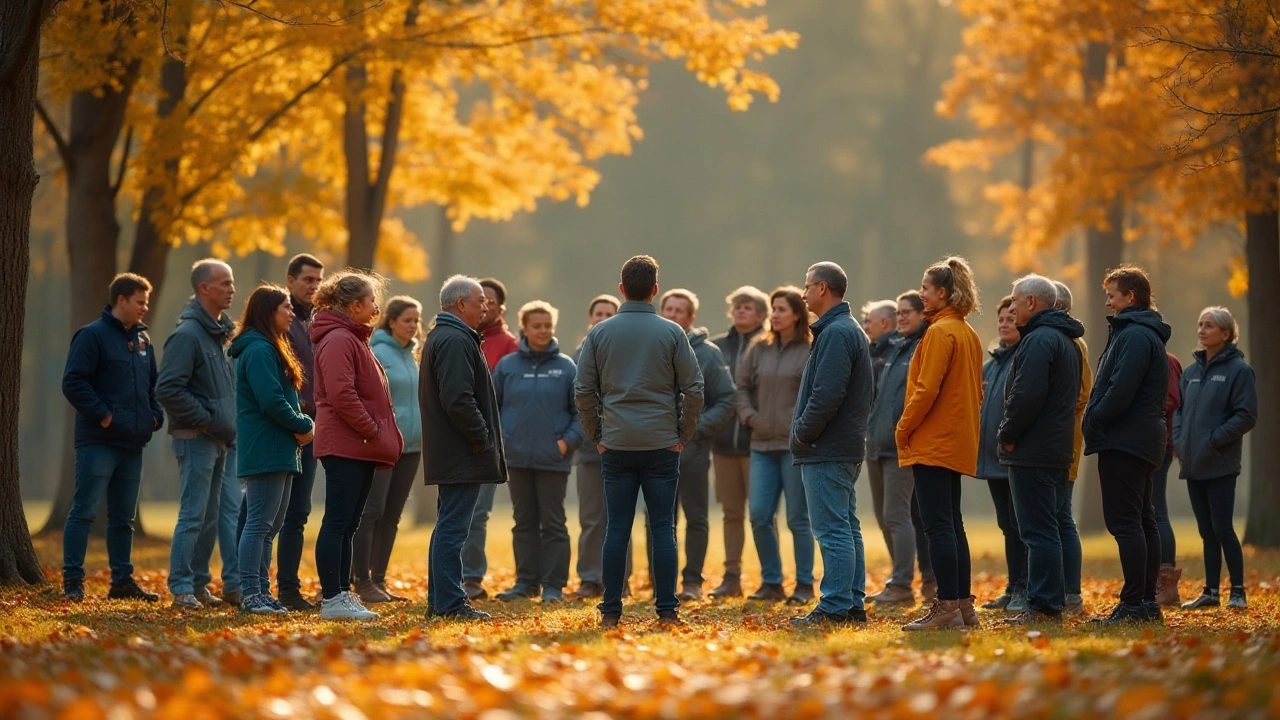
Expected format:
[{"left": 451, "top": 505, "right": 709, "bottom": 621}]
[
  {"left": 541, "top": 588, "right": 564, "bottom": 604},
  {"left": 845, "top": 607, "right": 868, "bottom": 624},
  {"left": 427, "top": 605, "right": 492, "bottom": 622},
  {"left": 63, "top": 579, "right": 85, "bottom": 602},
  {"left": 959, "top": 596, "right": 981, "bottom": 628},
  {"left": 709, "top": 574, "right": 742, "bottom": 599},
  {"left": 278, "top": 592, "right": 316, "bottom": 612},
  {"left": 600, "top": 613, "right": 621, "bottom": 629},
  {"left": 1091, "top": 602, "right": 1147, "bottom": 625},
  {"left": 108, "top": 579, "right": 159, "bottom": 602},
  {"left": 1004, "top": 609, "right": 1062, "bottom": 626},
  {"left": 657, "top": 610, "right": 684, "bottom": 627},
  {"left": 747, "top": 583, "right": 788, "bottom": 602},
  {"left": 789, "top": 608, "right": 851, "bottom": 628},
  {"left": 463, "top": 580, "right": 488, "bottom": 601},
  {"left": 1181, "top": 590, "right": 1221, "bottom": 610},
  {"left": 1064, "top": 594, "right": 1085, "bottom": 616},
  {"left": 573, "top": 581, "right": 604, "bottom": 599},
  {"left": 1005, "top": 590, "right": 1029, "bottom": 614},
  {"left": 787, "top": 582, "right": 815, "bottom": 605},
  {"left": 375, "top": 582, "right": 408, "bottom": 602},
  {"left": 677, "top": 583, "right": 702, "bottom": 601},
  {"left": 1227, "top": 586, "right": 1247, "bottom": 609},
  {"left": 981, "top": 593, "right": 1012, "bottom": 611},
  {"left": 220, "top": 590, "right": 242, "bottom": 607},
  {"left": 867, "top": 584, "right": 915, "bottom": 605},
  {"left": 496, "top": 584, "right": 540, "bottom": 602},
  {"left": 194, "top": 589, "right": 224, "bottom": 607},
  {"left": 1142, "top": 601, "right": 1165, "bottom": 625},
  {"left": 1155, "top": 564, "right": 1182, "bottom": 607}
]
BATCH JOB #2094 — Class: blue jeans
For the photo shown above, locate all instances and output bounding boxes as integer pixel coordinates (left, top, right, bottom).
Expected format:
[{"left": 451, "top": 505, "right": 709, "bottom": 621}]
[
  {"left": 749, "top": 450, "right": 813, "bottom": 585},
  {"left": 168, "top": 438, "right": 240, "bottom": 596},
  {"left": 428, "top": 483, "right": 484, "bottom": 614},
  {"left": 1008, "top": 466, "right": 1069, "bottom": 613},
  {"left": 600, "top": 449, "right": 681, "bottom": 616},
  {"left": 1152, "top": 452, "right": 1176, "bottom": 565},
  {"left": 1058, "top": 480, "right": 1082, "bottom": 597},
  {"left": 800, "top": 461, "right": 865, "bottom": 614},
  {"left": 461, "top": 482, "right": 497, "bottom": 582},
  {"left": 239, "top": 473, "right": 292, "bottom": 598},
  {"left": 63, "top": 445, "right": 144, "bottom": 586}
]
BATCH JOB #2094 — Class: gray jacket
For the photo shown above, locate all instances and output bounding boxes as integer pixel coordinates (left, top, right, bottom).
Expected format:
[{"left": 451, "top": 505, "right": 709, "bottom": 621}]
[
  {"left": 1173, "top": 344, "right": 1257, "bottom": 481},
  {"left": 976, "top": 342, "right": 1017, "bottom": 480},
  {"left": 736, "top": 332, "right": 810, "bottom": 453},
  {"left": 866, "top": 324, "right": 924, "bottom": 460},
  {"left": 574, "top": 301, "right": 704, "bottom": 451},
  {"left": 681, "top": 327, "right": 735, "bottom": 469},
  {"left": 156, "top": 297, "right": 237, "bottom": 446}
]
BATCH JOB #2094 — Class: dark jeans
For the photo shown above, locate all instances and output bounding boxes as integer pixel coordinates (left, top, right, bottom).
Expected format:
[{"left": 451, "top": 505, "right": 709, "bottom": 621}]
[
  {"left": 986, "top": 477, "right": 1028, "bottom": 594},
  {"left": 1187, "top": 475, "right": 1245, "bottom": 589},
  {"left": 1152, "top": 453, "right": 1176, "bottom": 565},
  {"left": 428, "top": 483, "right": 484, "bottom": 614},
  {"left": 63, "top": 445, "right": 144, "bottom": 586},
  {"left": 1009, "top": 466, "right": 1069, "bottom": 613},
  {"left": 352, "top": 452, "right": 421, "bottom": 584},
  {"left": 461, "top": 483, "right": 497, "bottom": 582},
  {"left": 1059, "top": 481, "right": 1082, "bottom": 597},
  {"left": 1098, "top": 450, "right": 1160, "bottom": 605},
  {"left": 911, "top": 490, "right": 934, "bottom": 585},
  {"left": 316, "top": 456, "right": 376, "bottom": 600},
  {"left": 600, "top": 449, "right": 681, "bottom": 616},
  {"left": 508, "top": 468, "right": 571, "bottom": 590},
  {"left": 278, "top": 442, "right": 317, "bottom": 595},
  {"left": 912, "top": 464, "right": 971, "bottom": 601}
]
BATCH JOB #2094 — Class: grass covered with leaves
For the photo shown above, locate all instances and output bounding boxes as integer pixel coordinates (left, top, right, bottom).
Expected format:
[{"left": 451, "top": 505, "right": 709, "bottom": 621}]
[{"left": 3, "top": 505, "right": 1280, "bottom": 719}]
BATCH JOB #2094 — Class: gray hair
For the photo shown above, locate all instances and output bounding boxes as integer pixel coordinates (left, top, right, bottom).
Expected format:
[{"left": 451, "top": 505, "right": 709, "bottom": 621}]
[
  {"left": 1199, "top": 306, "right": 1239, "bottom": 345},
  {"left": 190, "top": 259, "right": 232, "bottom": 292},
  {"left": 860, "top": 299, "right": 897, "bottom": 323},
  {"left": 1052, "top": 281, "right": 1073, "bottom": 312},
  {"left": 807, "top": 262, "right": 848, "bottom": 298},
  {"left": 1012, "top": 274, "right": 1058, "bottom": 309},
  {"left": 440, "top": 274, "right": 481, "bottom": 310}
]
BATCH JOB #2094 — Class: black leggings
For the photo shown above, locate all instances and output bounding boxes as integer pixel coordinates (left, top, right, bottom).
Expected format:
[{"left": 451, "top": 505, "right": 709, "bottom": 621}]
[
  {"left": 986, "top": 477, "right": 1028, "bottom": 593},
  {"left": 913, "top": 464, "right": 971, "bottom": 601},
  {"left": 316, "top": 456, "right": 376, "bottom": 600},
  {"left": 1187, "top": 475, "right": 1245, "bottom": 589},
  {"left": 1098, "top": 450, "right": 1160, "bottom": 605}
]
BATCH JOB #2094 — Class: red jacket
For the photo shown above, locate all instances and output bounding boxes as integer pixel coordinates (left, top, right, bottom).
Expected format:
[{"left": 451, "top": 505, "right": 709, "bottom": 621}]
[
  {"left": 310, "top": 310, "right": 403, "bottom": 468},
  {"left": 1165, "top": 352, "right": 1184, "bottom": 455},
  {"left": 482, "top": 317, "right": 520, "bottom": 371}
]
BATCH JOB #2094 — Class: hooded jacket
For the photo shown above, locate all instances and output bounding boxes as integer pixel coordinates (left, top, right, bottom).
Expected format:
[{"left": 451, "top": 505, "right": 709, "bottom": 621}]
[
  {"left": 311, "top": 309, "right": 403, "bottom": 468},
  {"left": 896, "top": 305, "right": 984, "bottom": 475},
  {"left": 481, "top": 317, "right": 520, "bottom": 371},
  {"left": 869, "top": 330, "right": 900, "bottom": 384},
  {"left": 866, "top": 323, "right": 925, "bottom": 460},
  {"left": 370, "top": 329, "right": 422, "bottom": 454},
  {"left": 287, "top": 295, "right": 317, "bottom": 417},
  {"left": 155, "top": 298, "right": 238, "bottom": 446},
  {"left": 62, "top": 306, "right": 164, "bottom": 450},
  {"left": 493, "top": 337, "right": 585, "bottom": 473},
  {"left": 735, "top": 332, "right": 810, "bottom": 453},
  {"left": 1083, "top": 307, "right": 1172, "bottom": 467},
  {"left": 228, "top": 329, "right": 314, "bottom": 477},
  {"left": 975, "top": 342, "right": 1017, "bottom": 480},
  {"left": 790, "top": 302, "right": 874, "bottom": 465},
  {"left": 685, "top": 327, "right": 736, "bottom": 464},
  {"left": 712, "top": 325, "right": 764, "bottom": 455},
  {"left": 421, "top": 312, "right": 508, "bottom": 485},
  {"left": 997, "top": 309, "right": 1086, "bottom": 469},
  {"left": 1173, "top": 344, "right": 1257, "bottom": 481}
]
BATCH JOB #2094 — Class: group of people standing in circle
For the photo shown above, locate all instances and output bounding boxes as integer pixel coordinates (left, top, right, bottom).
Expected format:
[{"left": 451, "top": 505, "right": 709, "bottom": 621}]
[{"left": 59, "top": 249, "right": 1257, "bottom": 630}]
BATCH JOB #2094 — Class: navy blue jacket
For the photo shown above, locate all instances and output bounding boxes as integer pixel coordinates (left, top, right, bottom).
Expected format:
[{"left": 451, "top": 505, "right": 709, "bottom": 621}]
[
  {"left": 62, "top": 307, "right": 164, "bottom": 450},
  {"left": 998, "top": 309, "right": 1085, "bottom": 469},
  {"left": 711, "top": 325, "right": 763, "bottom": 455},
  {"left": 1173, "top": 344, "right": 1257, "bottom": 481},
  {"left": 976, "top": 342, "right": 1017, "bottom": 480},
  {"left": 866, "top": 324, "right": 924, "bottom": 460},
  {"left": 790, "top": 302, "right": 874, "bottom": 465},
  {"left": 1083, "top": 307, "right": 1172, "bottom": 467},
  {"left": 493, "top": 338, "right": 585, "bottom": 473}
]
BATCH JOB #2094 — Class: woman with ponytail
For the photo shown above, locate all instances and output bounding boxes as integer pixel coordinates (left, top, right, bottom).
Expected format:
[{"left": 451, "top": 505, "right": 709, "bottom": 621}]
[{"left": 896, "top": 256, "right": 985, "bottom": 631}]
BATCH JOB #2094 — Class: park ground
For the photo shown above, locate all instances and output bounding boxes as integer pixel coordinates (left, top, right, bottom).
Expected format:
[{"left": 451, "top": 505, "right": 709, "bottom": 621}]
[{"left": 2, "top": 503, "right": 1280, "bottom": 719}]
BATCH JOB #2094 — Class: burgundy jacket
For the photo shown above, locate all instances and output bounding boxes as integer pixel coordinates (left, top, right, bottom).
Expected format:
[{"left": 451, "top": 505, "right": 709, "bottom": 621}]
[
  {"left": 310, "top": 310, "right": 403, "bottom": 468},
  {"left": 1165, "top": 352, "right": 1184, "bottom": 456},
  {"left": 482, "top": 317, "right": 520, "bottom": 371}
]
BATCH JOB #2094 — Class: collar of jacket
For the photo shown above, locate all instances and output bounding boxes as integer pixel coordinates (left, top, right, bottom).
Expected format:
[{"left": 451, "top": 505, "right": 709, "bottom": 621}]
[
  {"left": 518, "top": 336, "right": 561, "bottom": 358},
  {"left": 1017, "top": 308, "right": 1085, "bottom": 339},
  {"left": 180, "top": 296, "right": 236, "bottom": 340},
  {"left": 811, "top": 301, "right": 851, "bottom": 335},
  {"left": 435, "top": 311, "right": 483, "bottom": 342},
  {"left": 870, "top": 330, "right": 898, "bottom": 355},
  {"left": 727, "top": 325, "right": 763, "bottom": 343},
  {"left": 900, "top": 322, "right": 926, "bottom": 343},
  {"left": 290, "top": 294, "right": 314, "bottom": 321},
  {"left": 313, "top": 308, "right": 374, "bottom": 343},
  {"left": 989, "top": 340, "right": 1019, "bottom": 362},
  {"left": 926, "top": 304, "right": 963, "bottom": 324},
  {"left": 99, "top": 305, "right": 146, "bottom": 336},
  {"left": 1193, "top": 343, "right": 1242, "bottom": 370},
  {"left": 1107, "top": 306, "right": 1172, "bottom": 343},
  {"left": 618, "top": 301, "right": 656, "bottom": 315}
]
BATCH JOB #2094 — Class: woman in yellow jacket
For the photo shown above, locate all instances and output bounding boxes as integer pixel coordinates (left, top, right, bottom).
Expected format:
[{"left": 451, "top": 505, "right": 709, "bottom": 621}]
[{"left": 896, "top": 256, "right": 985, "bottom": 631}]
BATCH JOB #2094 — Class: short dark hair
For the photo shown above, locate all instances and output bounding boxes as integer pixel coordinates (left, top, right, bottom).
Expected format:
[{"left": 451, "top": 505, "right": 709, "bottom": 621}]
[
  {"left": 478, "top": 277, "right": 507, "bottom": 306},
  {"left": 287, "top": 253, "right": 324, "bottom": 279},
  {"left": 1103, "top": 265, "right": 1154, "bottom": 309},
  {"left": 806, "top": 262, "right": 848, "bottom": 298},
  {"left": 108, "top": 273, "right": 152, "bottom": 306},
  {"left": 620, "top": 255, "right": 659, "bottom": 301},
  {"left": 896, "top": 290, "right": 924, "bottom": 313}
]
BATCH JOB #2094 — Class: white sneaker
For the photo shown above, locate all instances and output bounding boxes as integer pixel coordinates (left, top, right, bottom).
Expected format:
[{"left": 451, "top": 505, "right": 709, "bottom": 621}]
[{"left": 321, "top": 591, "right": 379, "bottom": 621}]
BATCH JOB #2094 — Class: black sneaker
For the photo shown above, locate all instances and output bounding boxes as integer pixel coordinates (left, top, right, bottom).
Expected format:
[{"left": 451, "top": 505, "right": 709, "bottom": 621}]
[
  {"left": 789, "top": 608, "right": 851, "bottom": 628},
  {"left": 1227, "top": 586, "right": 1247, "bottom": 609},
  {"left": 845, "top": 607, "right": 868, "bottom": 624},
  {"left": 63, "top": 579, "right": 85, "bottom": 602},
  {"left": 427, "top": 605, "right": 493, "bottom": 622},
  {"left": 1142, "top": 601, "right": 1165, "bottom": 625},
  {"left": 107, "top": 578, "right": 159, "bottom": 602},
  {"left": 278, "top": 592, "right": 316, "bottom": 612},
  {"left": 1091, "top": 602, "right": 1146, "bottom": 626},
  {"left": 657, "top": 610, "right": 684, "bottom": 627},
  {"left": 1181, "top": 590, "right": 1221, "bottom": 610},
  {"left": 496, "top": 584, "right": 540, "bottom": 602}
]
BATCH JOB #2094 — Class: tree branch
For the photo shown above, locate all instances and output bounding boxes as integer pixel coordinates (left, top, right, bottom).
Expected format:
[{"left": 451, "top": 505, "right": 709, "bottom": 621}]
[
  {"left": 33, "top": 99, "right": 71, "bottom": 168},
  {"left": 111, "top": 124, "right": 133, "bottom": 200},
  {"left": 215, "top": 0, "right": 386, "bottom": 27},
  {"left": 188, "top": 40, "right": 299, "bottom": 115}
]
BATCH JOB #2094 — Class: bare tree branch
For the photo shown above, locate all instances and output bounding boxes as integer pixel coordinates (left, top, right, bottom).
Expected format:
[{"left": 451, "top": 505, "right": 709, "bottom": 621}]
[
  {"left": 215, "top": 0, "right": 387, "bottom": 27},
  {"left": 33, "top": 99, "right": 71, "bottom": 169}
]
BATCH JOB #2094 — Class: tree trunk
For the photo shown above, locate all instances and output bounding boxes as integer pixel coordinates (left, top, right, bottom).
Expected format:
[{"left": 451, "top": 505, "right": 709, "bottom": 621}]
[
  {"left": 129, "top": 50, "right": 188, "bottom": 305},
  {"left": 1241, "top": 119, "right": 1280, "bottom": 548},
  {"left": 0, "top": 0, "right": 56, "bottom": 585}
]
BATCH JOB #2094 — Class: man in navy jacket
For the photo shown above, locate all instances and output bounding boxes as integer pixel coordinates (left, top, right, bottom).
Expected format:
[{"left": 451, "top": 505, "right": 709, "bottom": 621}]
[{"left": 61, "top": 274, "right": 165, "bottom": 602}]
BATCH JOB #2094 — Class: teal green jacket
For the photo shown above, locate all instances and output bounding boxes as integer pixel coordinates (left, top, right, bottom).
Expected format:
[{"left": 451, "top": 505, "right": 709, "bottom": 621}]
[
  {"left": 371, "top": 329, "right": 422, "bottom": 454},
  {"left": 228, "top": 329, "right": 314, "bottom": 478}
]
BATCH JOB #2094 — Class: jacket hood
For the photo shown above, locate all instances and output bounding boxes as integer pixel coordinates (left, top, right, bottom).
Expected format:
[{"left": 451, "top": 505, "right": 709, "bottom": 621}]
[
  {"left": 227, "top": 328, "right": 273, "bottom": 359},
  {"left": 1020, "top": 309, "right": 1085, "bottom": 340},
  {"left": 687, "top": 326, "right": 711, "bottom": 347},
  {"left": 371, "top": 327, "right": 419, "bottom": 354},
  {"left": 1193, "top": 343, "right": 1243, "bottom": 369},
  {"left": 517, "top": 336, "right": 561, "bottom": 358},
  {"left": 310, "top": 309, "right": 373, "bottom": 344},
  {"left": 870, "top": 330, "right": 899, "bottom": 355},
  {"left": 1109, "top": 307, "right": 1172, "bottom": 344},
  {"left": 989, "top": 341, "right": 1018, "bottom": 362},
  {"left": 179, "top": 297, "right": 236, "bottom": 339}
]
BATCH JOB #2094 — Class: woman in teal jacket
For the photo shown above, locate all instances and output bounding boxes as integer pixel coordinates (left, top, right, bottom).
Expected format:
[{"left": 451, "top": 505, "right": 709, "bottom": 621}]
[
  {"left": 352, "top": 296, "right": 424, "bottom": 603},
  {"left": 229, "top": 285, "right": 315, "bottom": 615}
]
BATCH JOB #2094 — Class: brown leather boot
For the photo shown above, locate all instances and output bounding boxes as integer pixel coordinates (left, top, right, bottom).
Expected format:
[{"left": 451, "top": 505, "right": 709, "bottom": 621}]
[
  {"left": 902, "top": 599, "right": 964, "bottom": 631},
  {"left": 959, "top": 596, "right": 980, "bottom": 628},
  {"left": 709, "top": 574, "right": 742, "bottom": 599},
  {"left": 1155, "top": 564, "right": 1182, "bottom": 607},
  {"left": 867, "top": 584, "right": 915, "bottom": 605}
]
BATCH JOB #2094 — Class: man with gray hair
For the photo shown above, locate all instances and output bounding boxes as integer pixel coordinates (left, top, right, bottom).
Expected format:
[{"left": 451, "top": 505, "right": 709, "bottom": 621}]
[
  {"left": 421, "top": 274, "right": 508, "bottom": 621},
  {"left": 997, "top": 273, "right": 1085, "bottom": 624},
  {"left": 158, "top": 259, "right": 240, "bottom": 609}
]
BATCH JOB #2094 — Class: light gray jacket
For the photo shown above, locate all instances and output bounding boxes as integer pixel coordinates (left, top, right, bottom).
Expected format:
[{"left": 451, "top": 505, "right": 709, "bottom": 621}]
[{"left": 156, "top": 298, "right": 237, "bottom": 446}]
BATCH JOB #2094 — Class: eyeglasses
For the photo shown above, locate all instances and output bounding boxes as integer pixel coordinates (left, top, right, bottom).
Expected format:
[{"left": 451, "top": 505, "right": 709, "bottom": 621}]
[{"left": 896, "top": 309, "right": 919, "bottom": 317}]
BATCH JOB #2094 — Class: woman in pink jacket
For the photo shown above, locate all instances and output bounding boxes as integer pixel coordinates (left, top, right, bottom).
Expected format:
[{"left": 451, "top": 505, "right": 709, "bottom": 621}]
[{"left": 311, "top": 270, "right": 403, "bottom": 621}]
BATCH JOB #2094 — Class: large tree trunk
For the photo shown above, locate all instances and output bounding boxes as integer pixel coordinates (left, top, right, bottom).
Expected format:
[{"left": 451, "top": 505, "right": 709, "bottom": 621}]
[
  {"left": 1241, "top": 119, "right": 1280, "bottom": 548},
  {"left": 0, "top": 0, "right": 57, "bottom": 585}
]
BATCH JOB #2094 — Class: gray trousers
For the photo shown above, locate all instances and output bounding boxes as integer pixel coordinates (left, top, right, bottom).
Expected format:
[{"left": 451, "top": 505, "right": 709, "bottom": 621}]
[
  {"left": 865, "top": 457, "right": 894, "bottom": 560},
  {"left": 509, "top": 468, "right": 570, "bottom": 590},
  {"left": 461, "top": 482, "right": 497, "bottom": 582},
  {"left": 877, "top": 457, "right": 920, "bottom": 588},
  {"left": 576, "top": 461, "right": 606, "bottom": 584}
]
